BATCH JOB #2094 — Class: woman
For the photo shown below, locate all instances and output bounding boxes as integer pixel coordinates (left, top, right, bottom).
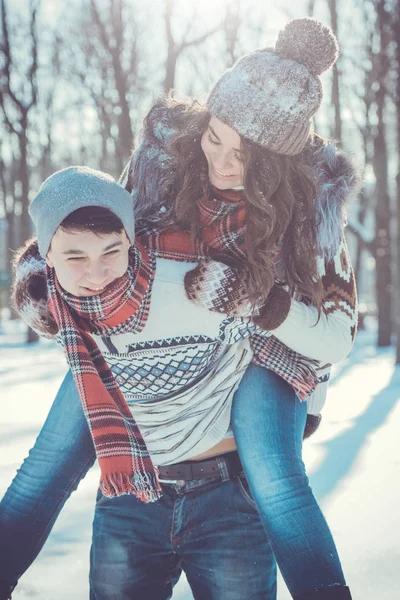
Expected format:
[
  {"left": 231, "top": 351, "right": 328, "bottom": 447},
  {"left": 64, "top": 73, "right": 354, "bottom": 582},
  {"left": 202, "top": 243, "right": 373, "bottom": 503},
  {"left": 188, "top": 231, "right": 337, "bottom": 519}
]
[{"left": 1, "top": 17, "right": 358, "bottom": 600}]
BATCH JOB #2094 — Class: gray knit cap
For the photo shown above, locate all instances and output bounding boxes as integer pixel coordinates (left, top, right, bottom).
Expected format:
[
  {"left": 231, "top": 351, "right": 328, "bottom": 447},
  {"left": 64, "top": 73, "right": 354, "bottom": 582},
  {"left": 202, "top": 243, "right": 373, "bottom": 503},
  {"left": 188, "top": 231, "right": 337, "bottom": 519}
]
[
  {"left": 206, "top": 18, "right": 339, "bottom": 155},
  {"left": 29, "top": 166, "right": 135, "bottom": 257}
]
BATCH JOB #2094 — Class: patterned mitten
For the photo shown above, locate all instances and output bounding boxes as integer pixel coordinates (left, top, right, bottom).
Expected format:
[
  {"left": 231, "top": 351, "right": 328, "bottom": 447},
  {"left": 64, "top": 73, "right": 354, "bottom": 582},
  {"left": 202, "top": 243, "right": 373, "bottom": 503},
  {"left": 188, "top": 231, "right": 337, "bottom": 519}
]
[
  {"left": 303, "top": 413, "right": 322, "bottom": 439},
  {"left": 184, "top": 260, "right": 252, "bottom": 316},
  {"left": 252, "top": 284, "right": 291, "bottom": 331}
]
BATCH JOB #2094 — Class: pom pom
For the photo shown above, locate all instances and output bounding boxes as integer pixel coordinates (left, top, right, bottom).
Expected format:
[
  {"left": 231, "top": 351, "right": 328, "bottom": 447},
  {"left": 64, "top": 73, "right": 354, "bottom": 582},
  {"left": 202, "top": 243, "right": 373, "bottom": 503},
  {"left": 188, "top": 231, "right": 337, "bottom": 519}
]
[{"left": 275, "top": 17, "right": 339, "bottom": 76}]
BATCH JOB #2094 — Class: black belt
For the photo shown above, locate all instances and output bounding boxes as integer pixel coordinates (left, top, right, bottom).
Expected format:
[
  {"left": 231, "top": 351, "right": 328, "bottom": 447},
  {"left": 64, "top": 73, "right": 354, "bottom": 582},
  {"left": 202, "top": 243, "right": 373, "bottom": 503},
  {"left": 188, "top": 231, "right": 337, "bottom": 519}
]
[{"left": 157, "top": 451, "right": 243, "bottom": 481}]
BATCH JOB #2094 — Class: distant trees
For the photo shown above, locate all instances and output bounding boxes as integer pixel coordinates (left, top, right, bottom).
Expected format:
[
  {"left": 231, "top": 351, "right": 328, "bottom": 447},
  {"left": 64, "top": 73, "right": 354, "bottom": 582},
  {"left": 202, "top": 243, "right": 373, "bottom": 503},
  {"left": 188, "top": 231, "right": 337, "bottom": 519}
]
[
  {"left": 0, "top": 0, "right": 39, "bottom": 244},
  {"left": 164, "top": 0, "right": 220, "bottom": 91},
  {"left": 0, "top": 0, "right": 399, "bottom": 356}
]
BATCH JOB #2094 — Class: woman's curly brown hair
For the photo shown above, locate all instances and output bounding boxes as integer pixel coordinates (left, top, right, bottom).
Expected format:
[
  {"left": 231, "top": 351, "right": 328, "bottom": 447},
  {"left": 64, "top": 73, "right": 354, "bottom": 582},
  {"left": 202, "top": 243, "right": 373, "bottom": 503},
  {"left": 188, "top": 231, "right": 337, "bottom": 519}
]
[{"left": 136, "top": 93, "right": 324, "bottom": 310}]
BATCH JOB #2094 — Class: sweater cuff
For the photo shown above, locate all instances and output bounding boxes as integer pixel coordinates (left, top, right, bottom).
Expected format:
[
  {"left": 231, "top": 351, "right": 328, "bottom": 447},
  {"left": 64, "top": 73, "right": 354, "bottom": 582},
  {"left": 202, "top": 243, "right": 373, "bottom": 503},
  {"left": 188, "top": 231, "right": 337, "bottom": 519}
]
[{"left": 253, "top": 285, "right": 291, "bottom": 331}]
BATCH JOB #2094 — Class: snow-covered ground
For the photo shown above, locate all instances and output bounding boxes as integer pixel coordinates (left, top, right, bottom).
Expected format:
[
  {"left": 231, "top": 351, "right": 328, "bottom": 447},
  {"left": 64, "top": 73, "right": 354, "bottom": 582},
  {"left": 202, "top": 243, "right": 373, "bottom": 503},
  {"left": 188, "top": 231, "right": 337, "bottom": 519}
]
[{"left": 1, "top": 317, "right": 399, "bottom": 599}]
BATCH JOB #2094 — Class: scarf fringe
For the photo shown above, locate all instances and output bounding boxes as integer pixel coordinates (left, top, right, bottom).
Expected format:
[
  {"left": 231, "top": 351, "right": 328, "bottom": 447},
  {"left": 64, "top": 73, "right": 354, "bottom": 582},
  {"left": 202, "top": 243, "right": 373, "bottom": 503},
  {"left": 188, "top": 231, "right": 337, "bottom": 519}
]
[
  {"left": 293, "top": 362, "right": 319, "bottom": 401},
  {"left": 99, "top": 471, "right": 163, "bottom": 503}
]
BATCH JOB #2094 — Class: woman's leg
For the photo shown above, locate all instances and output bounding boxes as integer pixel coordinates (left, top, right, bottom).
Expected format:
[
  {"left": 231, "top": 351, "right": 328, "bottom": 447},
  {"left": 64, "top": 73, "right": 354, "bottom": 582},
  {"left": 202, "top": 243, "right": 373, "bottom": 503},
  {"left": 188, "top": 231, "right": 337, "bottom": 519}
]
[
  {"left": 231, "top": 363, "right": 348, "bottom": 598},
  {"left": 0, "top": 370, "right": 96, "bottom": 586}
]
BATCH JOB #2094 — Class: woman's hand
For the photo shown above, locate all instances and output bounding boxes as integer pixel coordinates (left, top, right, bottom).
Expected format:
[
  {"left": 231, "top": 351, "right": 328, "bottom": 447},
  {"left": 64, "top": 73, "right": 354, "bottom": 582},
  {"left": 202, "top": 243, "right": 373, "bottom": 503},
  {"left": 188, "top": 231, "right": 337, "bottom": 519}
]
[{"left": 184, "top": 260, "right": 252, "bottom": 316}]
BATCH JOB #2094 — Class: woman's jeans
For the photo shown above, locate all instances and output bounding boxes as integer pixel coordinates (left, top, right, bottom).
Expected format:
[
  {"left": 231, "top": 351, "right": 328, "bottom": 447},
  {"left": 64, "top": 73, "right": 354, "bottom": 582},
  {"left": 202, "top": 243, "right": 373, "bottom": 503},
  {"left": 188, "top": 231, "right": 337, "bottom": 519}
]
[
  {"left": 0, "top": 370, "right": 95, "bottom": 585},
  {"left": 231, "top": 364, "right": 346, "bottom": 596},
  {"left": 0, "top": 364, "right": 346, "bottom": 597},
  {"left": 90, "top": 474, "right": 276, "bottom": 600}
]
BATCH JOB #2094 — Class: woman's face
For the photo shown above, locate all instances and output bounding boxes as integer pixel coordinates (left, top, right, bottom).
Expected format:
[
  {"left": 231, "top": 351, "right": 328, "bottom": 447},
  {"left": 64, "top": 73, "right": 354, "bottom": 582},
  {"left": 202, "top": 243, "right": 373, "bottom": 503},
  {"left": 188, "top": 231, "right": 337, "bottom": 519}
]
[{"left": 201, "top": 117, "right": 244, "bottom": 190}]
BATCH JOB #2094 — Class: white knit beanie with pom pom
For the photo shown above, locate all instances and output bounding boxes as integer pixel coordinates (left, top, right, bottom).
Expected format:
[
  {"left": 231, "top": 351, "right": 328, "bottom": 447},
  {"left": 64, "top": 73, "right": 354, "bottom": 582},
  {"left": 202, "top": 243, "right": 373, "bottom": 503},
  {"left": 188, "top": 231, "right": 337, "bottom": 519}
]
[{"left": 206, "top": 18, "right": 339, "bottom": 155}]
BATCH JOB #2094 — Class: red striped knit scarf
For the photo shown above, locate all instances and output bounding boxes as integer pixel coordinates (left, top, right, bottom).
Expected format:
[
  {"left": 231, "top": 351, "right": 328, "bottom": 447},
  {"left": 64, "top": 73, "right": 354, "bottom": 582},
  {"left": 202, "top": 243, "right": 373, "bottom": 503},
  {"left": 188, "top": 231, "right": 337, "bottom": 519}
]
[{"left": 47, "top": 243, "right": 161, "bottom": 503}]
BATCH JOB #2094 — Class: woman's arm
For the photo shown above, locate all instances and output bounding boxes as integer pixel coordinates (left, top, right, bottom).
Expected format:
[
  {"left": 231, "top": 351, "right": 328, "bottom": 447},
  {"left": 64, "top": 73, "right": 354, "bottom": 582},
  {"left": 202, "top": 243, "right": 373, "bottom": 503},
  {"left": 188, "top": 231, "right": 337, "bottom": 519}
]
[
  {"left": 183, "top": 236, "right": 357, "bottom": 365},
  {"left": 269, "top": 298, "right": 352, "bottom": 364},
  {"left": 254, "top": 238, "right": 358, "bottom": 365}
]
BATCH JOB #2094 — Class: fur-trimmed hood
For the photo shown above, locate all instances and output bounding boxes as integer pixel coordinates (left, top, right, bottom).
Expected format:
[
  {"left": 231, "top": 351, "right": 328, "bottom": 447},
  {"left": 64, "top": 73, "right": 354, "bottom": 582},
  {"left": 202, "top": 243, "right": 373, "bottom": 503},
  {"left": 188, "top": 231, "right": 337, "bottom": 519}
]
[
  {"left": 312, "top": 143, "right": 361, "bottom": 260},
  {"left": 12, "top": 239, "right": 57, "bottom": 337},
  {"left": 123, "top": 102, "right": 361, "bottom": 261}
]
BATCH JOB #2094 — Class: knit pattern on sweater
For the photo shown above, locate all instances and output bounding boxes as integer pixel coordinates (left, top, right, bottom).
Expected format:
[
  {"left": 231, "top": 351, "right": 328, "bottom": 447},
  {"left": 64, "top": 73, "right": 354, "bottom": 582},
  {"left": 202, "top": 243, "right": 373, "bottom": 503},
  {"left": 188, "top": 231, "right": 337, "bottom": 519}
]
[{"left": 122, "top": 102, "right": 360, "bottom": 400}]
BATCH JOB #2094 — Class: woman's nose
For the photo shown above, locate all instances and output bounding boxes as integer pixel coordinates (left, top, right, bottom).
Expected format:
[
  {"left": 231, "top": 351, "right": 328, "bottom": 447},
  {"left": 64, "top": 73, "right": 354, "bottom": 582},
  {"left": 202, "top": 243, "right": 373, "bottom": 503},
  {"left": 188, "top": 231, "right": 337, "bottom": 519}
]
[{"left": 214, "top": 150, "right": 233, "bottom": 171}]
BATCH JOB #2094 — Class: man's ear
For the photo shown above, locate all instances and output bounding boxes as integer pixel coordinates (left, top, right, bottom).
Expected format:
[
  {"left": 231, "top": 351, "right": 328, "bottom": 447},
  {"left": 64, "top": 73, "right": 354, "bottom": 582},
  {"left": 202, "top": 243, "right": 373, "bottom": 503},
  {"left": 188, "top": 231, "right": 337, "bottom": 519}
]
[
  {"left": 46, "top": 252, "right": 54, "bottom": 268},
  {"left": 123, "top": 230, "right": 132, "bottom": 247}
]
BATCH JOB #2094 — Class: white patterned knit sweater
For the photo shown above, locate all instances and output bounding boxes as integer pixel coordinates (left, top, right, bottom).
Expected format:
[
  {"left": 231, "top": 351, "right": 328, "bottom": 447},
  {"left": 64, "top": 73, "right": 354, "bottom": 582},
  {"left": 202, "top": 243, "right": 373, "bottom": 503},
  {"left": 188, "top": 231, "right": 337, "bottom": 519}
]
[
  {"left": 90, "top": 257, "right": 257, "bottom": 465},
  {"left": 14, "top": 243, "right": 356, "bottom": 463}
]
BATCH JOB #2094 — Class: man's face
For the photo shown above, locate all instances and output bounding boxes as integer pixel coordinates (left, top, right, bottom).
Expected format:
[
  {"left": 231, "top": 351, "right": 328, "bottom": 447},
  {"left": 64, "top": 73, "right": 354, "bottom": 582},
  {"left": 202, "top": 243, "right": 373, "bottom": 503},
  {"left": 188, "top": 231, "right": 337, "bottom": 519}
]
[{"left": 46, "top": 228, "right": 131, "bottom": 297}]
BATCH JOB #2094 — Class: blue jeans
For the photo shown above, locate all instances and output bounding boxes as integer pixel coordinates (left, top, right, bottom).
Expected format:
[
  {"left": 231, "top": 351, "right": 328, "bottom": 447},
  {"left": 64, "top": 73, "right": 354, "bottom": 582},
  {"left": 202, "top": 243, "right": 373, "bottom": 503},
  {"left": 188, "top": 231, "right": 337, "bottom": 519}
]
[
  {"left": 90, "top": 473, "right": 277, "bottom": 599},
  {"left": 0, "top": 370, "right": 95, "bottom": 585},
  {"left": 231, "top": 363, "right": 346, "bottom": 597},
  {"left": 1, "top": 364, "right": 345, "bottom": 596}
]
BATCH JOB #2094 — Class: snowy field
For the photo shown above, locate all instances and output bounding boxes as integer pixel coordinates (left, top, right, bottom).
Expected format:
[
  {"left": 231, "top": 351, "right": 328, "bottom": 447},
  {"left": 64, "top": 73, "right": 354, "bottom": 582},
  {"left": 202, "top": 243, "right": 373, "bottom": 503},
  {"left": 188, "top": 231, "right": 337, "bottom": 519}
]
[{"left": 0, "top": 317, "right": 399, "bottom": 599}]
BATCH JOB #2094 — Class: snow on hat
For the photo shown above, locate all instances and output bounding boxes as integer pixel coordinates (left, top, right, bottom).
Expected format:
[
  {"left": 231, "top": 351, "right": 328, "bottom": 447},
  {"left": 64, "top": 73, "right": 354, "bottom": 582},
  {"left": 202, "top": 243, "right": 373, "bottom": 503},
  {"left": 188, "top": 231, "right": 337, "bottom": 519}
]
[
  {"left": 29, "top": 166, "right": 135, "bottom": 257},
  {"left": 206, "top": 17, "right": 339, "bottom": 155}
]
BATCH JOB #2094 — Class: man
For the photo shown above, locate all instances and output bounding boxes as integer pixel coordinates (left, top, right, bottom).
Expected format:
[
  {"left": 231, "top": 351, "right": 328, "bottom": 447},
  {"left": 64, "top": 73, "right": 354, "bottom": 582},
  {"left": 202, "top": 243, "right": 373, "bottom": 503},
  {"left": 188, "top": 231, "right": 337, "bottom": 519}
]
[{"left": 5, "top": 165, "right": 276, "bottom": 599}]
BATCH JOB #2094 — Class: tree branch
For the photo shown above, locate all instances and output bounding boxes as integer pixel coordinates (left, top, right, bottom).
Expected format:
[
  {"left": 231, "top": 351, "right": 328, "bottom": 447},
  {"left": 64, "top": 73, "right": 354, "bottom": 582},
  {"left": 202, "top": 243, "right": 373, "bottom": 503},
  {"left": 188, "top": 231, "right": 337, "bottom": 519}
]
[
  {"left": 347, "top": 216, "right": 376, "bottom": 256},
  {"left": 90, "top": 0, "right": 113, "bottom": 54},
  {"left": 26, "top": 0, "right": 39, "bottom": 111},
  {"left": 178, "top": 25, "right": 220, "bottom": 54}
]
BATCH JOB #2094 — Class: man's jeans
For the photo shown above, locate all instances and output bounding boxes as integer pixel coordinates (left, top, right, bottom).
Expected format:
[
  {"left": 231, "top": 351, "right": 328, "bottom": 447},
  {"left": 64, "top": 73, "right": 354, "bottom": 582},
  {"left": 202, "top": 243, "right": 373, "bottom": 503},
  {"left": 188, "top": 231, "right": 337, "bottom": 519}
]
[
  {"left": 90, "top": 474, "right": 277, "bottom": 600},
  {"left": 232, "top": 364, "right": 346, "bottom": 596}
]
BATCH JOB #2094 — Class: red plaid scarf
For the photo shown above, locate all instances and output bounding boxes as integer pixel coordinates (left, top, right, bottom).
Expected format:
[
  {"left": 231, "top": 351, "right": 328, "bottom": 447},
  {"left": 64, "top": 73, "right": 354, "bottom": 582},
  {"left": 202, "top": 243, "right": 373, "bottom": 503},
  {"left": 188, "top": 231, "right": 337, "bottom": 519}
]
[
  {"left": 47, "top": 243, "right": 162, "bottom": 502},
  {"left": 137, "top": 180, "right": 246, "bottom": 262},
  {"left": 197, "top": 180, "right": 246, "bottom": 265},
  {"left": 137, "top": 181, "right": 251, "bottom": 315}
]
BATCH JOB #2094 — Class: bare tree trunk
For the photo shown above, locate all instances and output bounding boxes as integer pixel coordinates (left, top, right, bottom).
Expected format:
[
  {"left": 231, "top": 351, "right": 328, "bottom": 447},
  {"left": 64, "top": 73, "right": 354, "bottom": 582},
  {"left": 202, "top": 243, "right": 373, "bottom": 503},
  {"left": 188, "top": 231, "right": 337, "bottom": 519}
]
[
  {"left": 307, "top": 0, "right": 315, "bottom": 16},
  {"left": 224, "top": 0, "right": 240, "bottom": 64},
  {"left": 109, "top": 1, "right": 134, "bottom": 167},
  {"left": 354, "top": 192, "right": 367, "bottom": 282},
  {"left": 373, "top": 0, "right": 392, "bottom": 347},
  {"left": 164, "top": 0, "right": 177, "bottom": 91},
  {"left": 352, "top": 20, "right": 375, "bottom": 316},
  {"left": 396, "top": 171, "right": 400, "bottom": 362},
  {"left": 328, "top": 0, "right": 342, "bottom": 142},
  {"left": 163, "top": 0, "right": 219, "bottom": 91},
  {"left": 19, "top": 128, "right": 31, "bottom": 244},
  {"left": 394, "top": 4, "right": 400, "bottom": 363},
  {"left": 90, "top": 0, "right": 134, "bottom": 172},
  {"left": 373, "top": 111, "right": 392, "bottom": 347},
  {"left": 39, "top": 34, "right": 61, "bottom": 183},
  {"left": 27, "top": 327, "right": 39, "bottom": 343}
]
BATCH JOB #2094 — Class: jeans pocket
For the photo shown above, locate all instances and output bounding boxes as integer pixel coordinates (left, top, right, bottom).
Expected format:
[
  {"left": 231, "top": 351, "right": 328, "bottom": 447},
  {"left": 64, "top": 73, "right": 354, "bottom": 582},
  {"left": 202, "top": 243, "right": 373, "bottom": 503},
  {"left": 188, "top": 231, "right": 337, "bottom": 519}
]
[
  {"left": 95, "top": 487, "right": 109, "bottom": 508},
  {"left": 235, "top": 472, "right": 257, "bottom": 509}
]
